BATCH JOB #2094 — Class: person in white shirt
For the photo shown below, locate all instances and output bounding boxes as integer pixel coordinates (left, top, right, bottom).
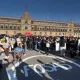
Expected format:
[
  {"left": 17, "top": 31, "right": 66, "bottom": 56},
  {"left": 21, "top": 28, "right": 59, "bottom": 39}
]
[
  {"left": 78, "top": 38, "right": 80, "bottom": 46},
  {"left": 46, "top": 40, "right": 50, "bottom": 55},
  {"left": 55, "top": 37, "right": 60, "bottom": 51}
]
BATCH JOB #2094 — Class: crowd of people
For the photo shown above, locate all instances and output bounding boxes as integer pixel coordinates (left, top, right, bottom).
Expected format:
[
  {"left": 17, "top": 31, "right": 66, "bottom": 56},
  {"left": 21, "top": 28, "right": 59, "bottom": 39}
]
[
  {"left": 0, "top": 34, "right": 80, "bottom": 71},
  {"left": 26, "top": 36, "right": 80, "bottom": 57}
]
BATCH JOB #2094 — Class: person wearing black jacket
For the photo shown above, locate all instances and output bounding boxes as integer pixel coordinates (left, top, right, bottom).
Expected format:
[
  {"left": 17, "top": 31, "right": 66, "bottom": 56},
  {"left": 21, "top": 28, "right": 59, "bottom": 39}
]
[{"left": 59, "top": 36, "right": 66, "bottom": 56}]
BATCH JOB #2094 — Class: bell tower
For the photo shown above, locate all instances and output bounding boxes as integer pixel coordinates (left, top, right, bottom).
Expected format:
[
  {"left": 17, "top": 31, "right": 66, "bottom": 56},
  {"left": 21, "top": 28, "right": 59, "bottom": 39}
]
[
  {"left": 21, "top": 10, "right": 31, "bottom": 30},
  {"left": 67, "top": 20, "right": 74, "bottom": 37},
  {"left": 21, "top": 10, "right": 31, "bottom": 20}
]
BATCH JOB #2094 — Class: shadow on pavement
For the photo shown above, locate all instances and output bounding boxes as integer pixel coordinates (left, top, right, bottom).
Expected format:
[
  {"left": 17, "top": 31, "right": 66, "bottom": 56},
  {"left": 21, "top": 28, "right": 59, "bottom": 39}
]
[
  {"left": 15, "top": 61, "right": 54, "bottom": 80},
  {"left": 0, "top": 60, "right": 9, "bottom": 80}
]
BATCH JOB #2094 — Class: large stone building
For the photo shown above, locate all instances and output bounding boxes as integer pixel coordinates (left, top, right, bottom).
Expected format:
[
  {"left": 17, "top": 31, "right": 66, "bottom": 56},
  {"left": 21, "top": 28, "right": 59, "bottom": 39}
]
[{"left": 0, "top": 11, "right": 80, "bottom": 37}]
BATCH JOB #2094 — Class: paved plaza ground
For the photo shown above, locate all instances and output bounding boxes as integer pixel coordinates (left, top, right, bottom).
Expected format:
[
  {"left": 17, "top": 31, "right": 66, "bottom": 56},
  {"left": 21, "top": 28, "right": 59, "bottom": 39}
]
[{"left": 0, "top": 50, "right": 80, "bottom": 80}]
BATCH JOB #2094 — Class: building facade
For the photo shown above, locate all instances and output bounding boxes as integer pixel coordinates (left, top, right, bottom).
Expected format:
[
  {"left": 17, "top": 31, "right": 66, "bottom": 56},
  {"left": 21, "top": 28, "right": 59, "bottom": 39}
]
[{"left": 0, "top": 11, "right": 80, "bottom": 37}]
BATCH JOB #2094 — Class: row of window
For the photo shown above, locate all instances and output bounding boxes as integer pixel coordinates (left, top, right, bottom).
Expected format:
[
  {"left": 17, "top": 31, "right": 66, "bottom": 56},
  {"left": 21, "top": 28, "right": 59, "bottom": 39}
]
[
  {"left": 32, "top": 22, "right": 67, "bottom": 26},
  {"left": 32, "top": 27, "right": 67, "bottom": 32},
  {"left": 0, "top": 26, "right": 28, "bottom": 30},
  {"left": 0, "top": 19, "right": 20, "bottom": 23},
  {"left": 0, "top": 26, "right": 20, "bottom": 30},
  {"left": 74, "top": 30, "right": 80, "bottom": 33},
  {"left": 34, "top": 32, "right": 66, "bottom": 35}
]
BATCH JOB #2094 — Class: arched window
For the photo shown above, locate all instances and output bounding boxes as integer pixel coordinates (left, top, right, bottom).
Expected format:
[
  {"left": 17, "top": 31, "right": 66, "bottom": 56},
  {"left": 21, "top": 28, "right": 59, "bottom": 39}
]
[
  {"left": 10, "top": 26, "right": 12, "bottom": 29},
  {"left": 14, "top": 26, "right": 16, "bottom": 29},
  {"left": 18, "top": 26, "right": 20, "bottom": 30},
  {"left": 42, "top": 28, "right": 44, "bottom": 30},
  {"left": 37, "top": 28, "right": 39, "bottom": 30},
  {"left": 5, "top": 26, "right": 8, "bottom": 29},
  {"left": 31, "top": 26, "right": 34, "bottom": 30},
  {"left": 1, "top": 25, "right": 3, "bottom": 29},
  {"left": 56, "top": 29, "right": 57, "bottom": 32},
  {"left": 58, "top": 29, "right": 60, "bottom": 32},
  {"left": 63, "top": 29, "right": 64, "bottom": 32},
  {"left": 40, "top": 28, "right": 42, "bottom": 30},
  {"left": 61, "top": 29, "right": 62, "bottom": 32}
]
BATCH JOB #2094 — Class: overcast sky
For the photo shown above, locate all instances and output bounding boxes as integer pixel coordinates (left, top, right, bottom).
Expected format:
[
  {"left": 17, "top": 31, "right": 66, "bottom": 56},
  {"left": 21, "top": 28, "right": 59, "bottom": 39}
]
[{"left": 0, "top": 0, "right": 80, "bottom": 23}]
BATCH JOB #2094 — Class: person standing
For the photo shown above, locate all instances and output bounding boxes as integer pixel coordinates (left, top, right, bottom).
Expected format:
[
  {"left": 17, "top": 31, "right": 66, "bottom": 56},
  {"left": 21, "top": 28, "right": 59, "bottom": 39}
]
[
  {"left": 46, "top": 40, "right": 50, "bottom": 55},
  {"left": 55, "top": 37, "right": 60, "bottom": 52},
  {"left": 59, "top": 36, "right": 66, "bottom": 57},
  {"left": 3, "top": 39, "right": 10, "bottom": 62}
]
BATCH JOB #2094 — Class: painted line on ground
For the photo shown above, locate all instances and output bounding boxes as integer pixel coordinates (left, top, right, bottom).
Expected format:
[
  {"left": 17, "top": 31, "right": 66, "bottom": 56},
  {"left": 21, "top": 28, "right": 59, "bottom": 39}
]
[
  {"left": 11, "top": 55, "right": 80, "bottom": 71},
  {"left": 7, "top": 55, "right": 80, "bottom": 80}
]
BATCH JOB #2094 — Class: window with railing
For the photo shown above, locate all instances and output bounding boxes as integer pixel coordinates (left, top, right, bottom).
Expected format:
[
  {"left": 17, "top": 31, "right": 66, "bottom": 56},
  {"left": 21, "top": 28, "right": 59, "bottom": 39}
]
[{"left": 53, "top": 29, "right": 55, "bottom": 31}]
